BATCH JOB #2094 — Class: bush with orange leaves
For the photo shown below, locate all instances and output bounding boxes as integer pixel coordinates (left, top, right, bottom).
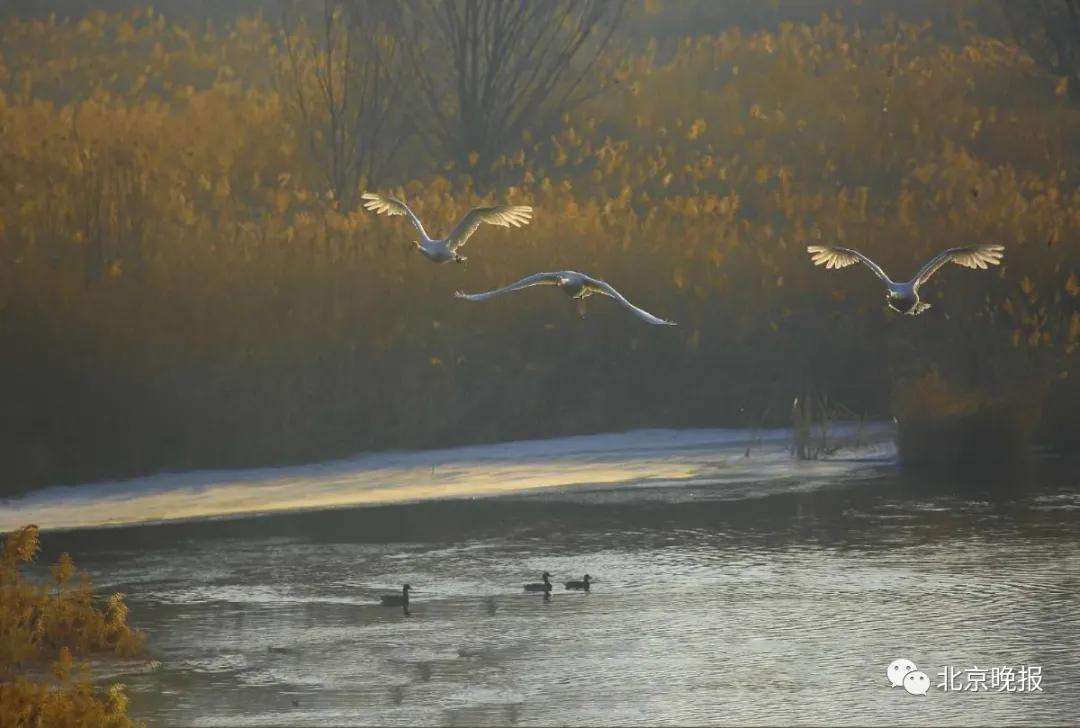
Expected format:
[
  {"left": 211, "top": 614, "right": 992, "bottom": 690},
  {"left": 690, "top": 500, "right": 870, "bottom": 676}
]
[{"left": 0, "top": 525, "right": 145, "bottom": 727}]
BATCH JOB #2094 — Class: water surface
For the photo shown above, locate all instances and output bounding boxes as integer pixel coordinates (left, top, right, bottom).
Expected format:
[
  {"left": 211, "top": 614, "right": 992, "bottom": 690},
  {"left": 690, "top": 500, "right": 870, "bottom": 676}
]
[{"left": 16, "top": 428, "right": 1080, "bottom": 726}]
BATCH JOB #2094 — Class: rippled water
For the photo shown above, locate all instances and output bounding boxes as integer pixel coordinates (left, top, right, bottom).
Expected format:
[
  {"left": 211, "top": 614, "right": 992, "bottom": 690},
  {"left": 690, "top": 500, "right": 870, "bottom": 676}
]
[{"left": 21, "top": 429, "right": 1080, "bottom": 726}]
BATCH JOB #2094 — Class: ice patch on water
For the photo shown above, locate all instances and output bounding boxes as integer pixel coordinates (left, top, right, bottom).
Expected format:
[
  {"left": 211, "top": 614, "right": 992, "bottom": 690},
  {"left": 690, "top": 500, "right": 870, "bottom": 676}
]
[{"left": 0, "top": 423, "right": 895, "bottom": 532}]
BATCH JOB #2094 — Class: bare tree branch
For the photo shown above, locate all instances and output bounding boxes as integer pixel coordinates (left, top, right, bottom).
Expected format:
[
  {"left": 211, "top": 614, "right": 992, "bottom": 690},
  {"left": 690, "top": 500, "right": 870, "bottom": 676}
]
[
  {"left": 278, "top": 0, "right": 414, "bottom": 207},
  {"left": 393, "top": 0, "right": 626, "bottom": 183}
]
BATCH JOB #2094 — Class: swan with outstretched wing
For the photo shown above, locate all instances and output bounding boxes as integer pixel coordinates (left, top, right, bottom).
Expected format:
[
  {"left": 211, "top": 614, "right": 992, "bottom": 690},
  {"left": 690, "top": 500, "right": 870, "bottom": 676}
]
[
  {"left": 362, "top": 192, "right": 532, "bottom": 264},
  {"left": 807, "top": 244, "right": 1004, "bottom": 315},
  {"left": 455, "top": 271, "right": 677, "bottom": 326}
]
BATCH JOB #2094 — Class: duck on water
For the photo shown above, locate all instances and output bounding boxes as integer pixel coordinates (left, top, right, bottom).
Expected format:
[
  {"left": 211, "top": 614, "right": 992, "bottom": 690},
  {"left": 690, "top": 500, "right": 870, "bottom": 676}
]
[
  {"left": 380, "top": 584, "right": 412, "bottom": 608},
  {"left": 565, "top": 574, "right": 591, "bottom": 591},
  {"left": 523, "top": 572, "right": 552, "bottom": 596}
]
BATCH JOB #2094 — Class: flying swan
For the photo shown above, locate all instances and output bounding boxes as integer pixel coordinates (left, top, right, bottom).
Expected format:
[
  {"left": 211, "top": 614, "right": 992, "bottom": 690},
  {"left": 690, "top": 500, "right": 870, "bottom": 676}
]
[
  {"left": 361, "top": 192, "right": 532, "bottom": 264},
  {"left": 806, "top": 244, "right": 1004, "bottom": 315},
  {"left": 455, "top": 271, "right": 677, "bottom": 326}
]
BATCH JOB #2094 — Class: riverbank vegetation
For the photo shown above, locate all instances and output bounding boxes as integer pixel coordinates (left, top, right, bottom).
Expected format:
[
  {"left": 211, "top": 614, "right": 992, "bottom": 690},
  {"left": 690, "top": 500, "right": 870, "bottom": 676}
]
[
  {"left": 0, "top": 525, "right": 145, "bottom": 726},
  {"left": 1, "top": 2, "right": 1078, "bottom": 490}
]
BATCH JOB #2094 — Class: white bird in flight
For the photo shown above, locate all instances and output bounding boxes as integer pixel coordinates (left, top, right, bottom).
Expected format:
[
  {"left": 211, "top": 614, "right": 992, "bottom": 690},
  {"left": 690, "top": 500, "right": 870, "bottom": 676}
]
[
  {"left": 361, "top": 192, "right": 532, "bottom": 264},
  {"left": 455, "top": 271, "right": 677, "bottom": 326},
  {"left": 807, "top": 244, "right": 1004, "bottom": 315}
]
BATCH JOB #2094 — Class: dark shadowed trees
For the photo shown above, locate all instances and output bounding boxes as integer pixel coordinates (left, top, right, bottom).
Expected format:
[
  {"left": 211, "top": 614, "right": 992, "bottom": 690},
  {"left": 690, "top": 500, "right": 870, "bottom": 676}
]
[
  {"left": 391, "top": 0, "right": 626, "bottom": 182},
  {"left": 279, "top": 0, "right": 412, "bottom": 207},
  {"left": 1001, "top": 0, "right": 1080, "bottom": 100}
]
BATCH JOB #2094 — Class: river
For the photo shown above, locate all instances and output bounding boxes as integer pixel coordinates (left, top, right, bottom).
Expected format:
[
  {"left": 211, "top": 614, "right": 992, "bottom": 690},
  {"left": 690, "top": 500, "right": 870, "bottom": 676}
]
[{"left": 6, "top": 425, "right": 1078, "bottom": 725}]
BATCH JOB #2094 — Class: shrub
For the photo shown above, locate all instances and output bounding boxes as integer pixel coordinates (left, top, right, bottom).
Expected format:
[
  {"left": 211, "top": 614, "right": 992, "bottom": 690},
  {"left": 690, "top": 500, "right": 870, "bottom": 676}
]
[
  {"left": 893, "top": 371, "right": 1041, "bottom": 467},
  {"left": 0, "top": 525, "right": 145, "bottom": 727}
]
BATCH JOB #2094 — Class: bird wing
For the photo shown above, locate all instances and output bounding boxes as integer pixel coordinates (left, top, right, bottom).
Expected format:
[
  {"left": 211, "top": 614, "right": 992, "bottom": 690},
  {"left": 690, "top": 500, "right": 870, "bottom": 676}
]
[
  {"left": 806, "top": 245, "right": 893, "bottom": 284},
  {"left": 454, "top": 272, "right": 562, "bottom": 302},
  {"left": 912, "top": 245, "right": 1005, "bottom": 290},
  {"left": 584, "top": 277, "right": 677, "bottom": 326},
  {"left": 361, "top": 192, "right": 430, "bottom": 241},
  {"left": 446, "top": 205, "right": 533, "bottom": 251}
]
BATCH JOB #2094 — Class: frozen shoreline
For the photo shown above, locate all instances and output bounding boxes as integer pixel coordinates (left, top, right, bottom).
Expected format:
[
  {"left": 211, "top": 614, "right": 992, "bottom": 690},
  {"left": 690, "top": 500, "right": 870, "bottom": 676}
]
[{"left": 0, "top": 422, "right": 895, "bottom": 532}]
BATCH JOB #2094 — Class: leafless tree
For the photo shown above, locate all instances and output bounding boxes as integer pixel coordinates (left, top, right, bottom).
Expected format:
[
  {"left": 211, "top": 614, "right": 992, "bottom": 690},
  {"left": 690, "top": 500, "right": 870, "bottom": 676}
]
[
  {"left": 393, "top": 0, "right": 627, "bottom": 181},
  {"left": 279, "top": 0, "right": 411, "bottom": 208}
]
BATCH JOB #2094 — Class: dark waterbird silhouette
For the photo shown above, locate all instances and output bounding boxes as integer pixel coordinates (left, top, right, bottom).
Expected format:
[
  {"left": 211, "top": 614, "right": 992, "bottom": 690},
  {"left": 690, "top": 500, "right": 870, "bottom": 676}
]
[
  {"left": 380, "top": 584, "right": 412, "bottom": 608},
  {"left": 523, "top": 572, "right": 552, "bottom": 595},
  {"left": 564, "top": 574, "right": 591, "bottom": 591}
]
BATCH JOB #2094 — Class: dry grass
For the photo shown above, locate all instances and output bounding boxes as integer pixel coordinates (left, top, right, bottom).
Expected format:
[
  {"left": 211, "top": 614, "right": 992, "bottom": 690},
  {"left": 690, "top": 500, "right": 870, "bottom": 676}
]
[{"left": 893, "top": 372, "right": 1042, "bottom": 467}]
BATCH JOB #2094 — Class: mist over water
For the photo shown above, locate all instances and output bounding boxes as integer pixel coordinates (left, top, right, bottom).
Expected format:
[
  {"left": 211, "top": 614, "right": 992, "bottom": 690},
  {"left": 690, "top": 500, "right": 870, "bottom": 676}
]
[{"left": 27, "top": 429, "right": 1080, "bottom": 726}]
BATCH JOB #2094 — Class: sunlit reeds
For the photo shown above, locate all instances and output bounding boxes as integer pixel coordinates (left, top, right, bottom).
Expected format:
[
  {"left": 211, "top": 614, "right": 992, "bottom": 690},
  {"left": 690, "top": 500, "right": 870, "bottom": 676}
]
[{"left": 0, "top": 9, "right": 1077, "bottom": 486}]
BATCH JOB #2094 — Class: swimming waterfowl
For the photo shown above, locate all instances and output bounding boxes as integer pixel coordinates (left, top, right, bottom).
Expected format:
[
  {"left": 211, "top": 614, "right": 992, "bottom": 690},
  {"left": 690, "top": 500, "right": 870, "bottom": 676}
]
[
  {"left": 806, "top": 244, "right": 1004, "bottom": 315},
  {"left": 455, "top": 271, "right": 677, "bottom": 325},
  {"left": 564, "top": 574, "right": 591, "bottom": 591},
  {"left": 380, "top": 584, "right": 411, "bottom": 607},
  {"left": 523, "top": 572, "right": 552, "bottom": 594},
  {"left": 361, "top": 192, "right": 532, "bottom": 264}
]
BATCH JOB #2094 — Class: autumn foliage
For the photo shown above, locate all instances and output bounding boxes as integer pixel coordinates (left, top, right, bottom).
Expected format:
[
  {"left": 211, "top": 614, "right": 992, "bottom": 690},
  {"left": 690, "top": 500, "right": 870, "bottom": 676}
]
[
  {"left": 0, "top": 525, "right": 145, "bottom": 726},
  {"left": 0, "top": 8, "right": 1078, "bottom": 490}
]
